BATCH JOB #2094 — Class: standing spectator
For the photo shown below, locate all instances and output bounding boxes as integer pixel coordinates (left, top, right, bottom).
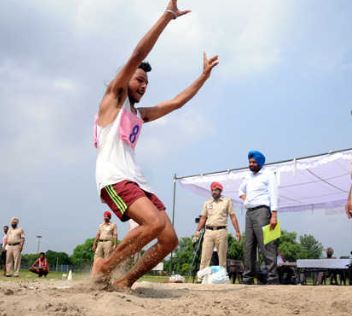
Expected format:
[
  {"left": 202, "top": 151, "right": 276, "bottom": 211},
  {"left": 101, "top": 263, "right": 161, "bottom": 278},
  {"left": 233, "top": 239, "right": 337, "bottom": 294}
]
[
  {"left": 29, "top": 252, "right": 49, "bottom": 277},
  {"left": 92, "top": 211, "right": 118, "bottom": 260},
  {"left": 1, "top": 226, "right": 9, "bottom": 275},
  {"left": 5, "top": 217, "right": 25, "bottom": 277},
  {"left": 239, "top": 150, "right": 279, "bottom": 284},
  {"left": 195, "top": 182, "right": 241, "bottom": 271}
]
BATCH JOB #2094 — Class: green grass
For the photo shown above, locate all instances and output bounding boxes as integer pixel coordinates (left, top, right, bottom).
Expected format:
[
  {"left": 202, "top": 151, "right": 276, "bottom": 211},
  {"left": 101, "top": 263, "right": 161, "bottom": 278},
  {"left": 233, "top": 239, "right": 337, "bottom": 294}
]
[
  {"left": 0, "top": 270, "right": 172, "bottom": 283},
  {"left": 0, "top": 270, "right": 88, "bottom": 282},
  {"left": 139, "top": 275, "right": 170, "bottom": 283}
]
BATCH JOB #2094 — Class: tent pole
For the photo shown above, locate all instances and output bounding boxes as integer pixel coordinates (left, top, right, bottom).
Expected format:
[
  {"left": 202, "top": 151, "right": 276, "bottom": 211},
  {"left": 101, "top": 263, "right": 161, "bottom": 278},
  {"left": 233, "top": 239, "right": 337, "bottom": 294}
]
[
  {"left": 172, "top": 173, "right": 177, "bottom": 227},
  {"left": 169, "top": 174, "right": 177, "bottom": 274}
]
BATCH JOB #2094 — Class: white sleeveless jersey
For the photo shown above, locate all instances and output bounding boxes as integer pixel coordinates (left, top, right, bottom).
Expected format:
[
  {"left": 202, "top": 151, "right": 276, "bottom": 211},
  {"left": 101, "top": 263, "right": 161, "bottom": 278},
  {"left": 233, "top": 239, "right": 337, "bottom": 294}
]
[{"left": 94, "top": 98, "right": 152, "bottom": 194}]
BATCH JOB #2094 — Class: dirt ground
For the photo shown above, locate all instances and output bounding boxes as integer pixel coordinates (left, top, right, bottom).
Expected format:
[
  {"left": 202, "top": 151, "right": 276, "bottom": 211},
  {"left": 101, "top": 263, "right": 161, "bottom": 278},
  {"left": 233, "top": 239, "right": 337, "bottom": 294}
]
[{"left": 0, "top": 279, "right": 351, "bottom": 316}]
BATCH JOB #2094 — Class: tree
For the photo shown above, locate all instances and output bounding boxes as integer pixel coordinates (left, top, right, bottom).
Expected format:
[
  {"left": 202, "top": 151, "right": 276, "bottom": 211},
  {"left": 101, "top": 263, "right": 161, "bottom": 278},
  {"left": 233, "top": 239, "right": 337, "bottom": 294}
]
[
  {"left": 164, "top": 237, "right": 194, "bottom": 275},
  {"left": 71, "top": 238, "right": 95, "bottom": 270},
  {"left": 21, "top": 253, "right": 39, "bottom": 268},
  {"left": 277, "top": 231, "right": 324, "bottom": 261},
  {"left": 298, "top": 234, "right": 323, "bottom": 259},
  {"left": 277, "top": 231, "right": 302, "bottom": 262},
  {"left": 227, "top": 234, "right": 244, "bottom": 260},
  {"left": 45, "top": 250, "right": 71, "bottom": 267}
]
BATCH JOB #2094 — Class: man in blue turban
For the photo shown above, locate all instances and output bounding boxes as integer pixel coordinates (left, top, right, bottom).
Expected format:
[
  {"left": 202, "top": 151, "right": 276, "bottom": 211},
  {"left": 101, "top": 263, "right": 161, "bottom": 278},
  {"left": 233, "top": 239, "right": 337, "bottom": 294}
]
[
  {"left": 248, "top": 150, "right": 266, "bottom": 169},
  {"left": 238, "top": 150, "right": 279, "bottom": 284}
]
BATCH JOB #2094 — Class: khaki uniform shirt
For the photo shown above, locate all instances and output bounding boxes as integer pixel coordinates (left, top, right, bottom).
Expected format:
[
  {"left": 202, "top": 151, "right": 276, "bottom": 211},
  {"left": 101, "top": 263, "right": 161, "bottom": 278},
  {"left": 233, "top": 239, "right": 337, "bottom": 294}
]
[
  {"left": 6, "top": 227, "right": 25, "bottom": 244},
  {"left": 98, "top": 222, "right": 117, "bottom": 240},
  {"left": 201, "top": 196, "right": 234, "bottom": 227}
]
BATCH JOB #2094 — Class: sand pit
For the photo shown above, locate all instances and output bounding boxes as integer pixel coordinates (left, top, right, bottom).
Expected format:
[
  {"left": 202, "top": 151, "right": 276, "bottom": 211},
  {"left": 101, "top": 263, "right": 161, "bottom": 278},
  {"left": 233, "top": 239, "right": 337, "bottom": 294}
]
[{"left": 0, "top": 279, "right": 351, "bottom": 316}]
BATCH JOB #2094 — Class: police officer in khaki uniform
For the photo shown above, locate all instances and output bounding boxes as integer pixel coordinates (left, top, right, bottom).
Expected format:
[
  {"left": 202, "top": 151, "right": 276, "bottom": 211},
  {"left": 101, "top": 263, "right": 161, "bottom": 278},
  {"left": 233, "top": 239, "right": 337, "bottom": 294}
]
[
  {"left": 5, "top": 217, "right": 25, "bottom": 277},
  {"left": 92, "top": 211, "right": 118, "bottom": 259},
  {"left": 195, "top": 182, "right": 241, "bottom": 270}
]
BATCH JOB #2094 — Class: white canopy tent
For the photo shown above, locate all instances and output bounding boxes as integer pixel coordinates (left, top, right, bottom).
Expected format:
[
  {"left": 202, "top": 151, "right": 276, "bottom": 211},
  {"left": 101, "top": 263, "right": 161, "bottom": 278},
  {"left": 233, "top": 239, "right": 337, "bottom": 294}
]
[{"left": 172, "top": 148, "right": 352, "bottom": 217}]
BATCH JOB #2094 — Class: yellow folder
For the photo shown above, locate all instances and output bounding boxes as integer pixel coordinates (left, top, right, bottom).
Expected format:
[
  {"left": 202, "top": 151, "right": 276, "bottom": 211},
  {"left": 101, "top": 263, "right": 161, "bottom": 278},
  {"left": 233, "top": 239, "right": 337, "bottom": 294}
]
[{"left": 262, "top": 221, "right": 281, "bottom": 245}]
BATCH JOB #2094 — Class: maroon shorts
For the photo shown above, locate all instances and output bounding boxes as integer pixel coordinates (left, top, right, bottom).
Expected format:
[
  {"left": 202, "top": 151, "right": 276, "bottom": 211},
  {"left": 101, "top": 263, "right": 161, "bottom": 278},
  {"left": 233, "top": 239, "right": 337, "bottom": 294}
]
[{"left": 100, "top": 180, "right": 166, "bottom": 222}]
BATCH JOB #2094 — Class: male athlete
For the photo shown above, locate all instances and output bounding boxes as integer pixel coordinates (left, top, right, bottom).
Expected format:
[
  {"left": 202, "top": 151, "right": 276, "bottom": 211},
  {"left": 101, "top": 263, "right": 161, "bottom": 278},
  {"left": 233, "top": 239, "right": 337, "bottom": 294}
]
[{"left": 92, "top": 0, "right": 219, "bottom": 290}]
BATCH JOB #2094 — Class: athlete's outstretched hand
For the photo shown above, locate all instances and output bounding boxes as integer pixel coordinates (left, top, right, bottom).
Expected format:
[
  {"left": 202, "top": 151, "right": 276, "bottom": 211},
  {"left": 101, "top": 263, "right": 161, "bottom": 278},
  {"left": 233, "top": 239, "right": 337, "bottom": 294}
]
[
  {"left": 166, "top": 0, "right": 191, "bottom": 19},
  {"left": 203, "top": 52, "right": 219, "bottom": 78}
]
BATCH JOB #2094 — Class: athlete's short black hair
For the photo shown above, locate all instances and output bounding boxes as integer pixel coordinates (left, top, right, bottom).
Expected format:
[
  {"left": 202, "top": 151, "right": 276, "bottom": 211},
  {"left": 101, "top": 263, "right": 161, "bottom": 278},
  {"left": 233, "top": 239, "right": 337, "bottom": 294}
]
[{"left": 138, "top": 61, "right": 152, "bottom": 73}]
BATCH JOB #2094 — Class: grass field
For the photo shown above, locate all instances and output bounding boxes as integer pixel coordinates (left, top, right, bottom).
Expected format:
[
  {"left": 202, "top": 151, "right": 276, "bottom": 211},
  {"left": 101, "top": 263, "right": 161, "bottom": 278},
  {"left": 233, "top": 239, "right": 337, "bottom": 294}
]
[
  {"left": 0, "top": 269, "right": 325, "bottom": 285},
  {"left": 0, "top": 270, "right": 172, "bottom": 283}
]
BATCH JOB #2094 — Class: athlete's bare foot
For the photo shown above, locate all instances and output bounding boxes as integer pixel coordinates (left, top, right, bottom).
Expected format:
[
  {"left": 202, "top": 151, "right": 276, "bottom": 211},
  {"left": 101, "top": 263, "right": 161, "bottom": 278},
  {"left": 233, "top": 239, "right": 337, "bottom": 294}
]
[
  {"left": 111, "top": 278, "right": 132, "bottom": 293},
  {"left": 91, "top": 258, "right": 111, "bottom": 284}
]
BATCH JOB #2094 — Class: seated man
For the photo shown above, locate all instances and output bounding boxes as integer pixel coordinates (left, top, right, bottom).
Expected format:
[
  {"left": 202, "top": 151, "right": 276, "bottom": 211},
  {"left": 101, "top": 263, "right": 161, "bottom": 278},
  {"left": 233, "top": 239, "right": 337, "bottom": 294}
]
[
  {"left": 29, "top": 252, "right": 49, "bottom": 277},
  {"left": 277, "top": 251, "right": 295, "bottom": 284},
  {"left": 316, "top": 247, "right": 337, "bottom": 285}
]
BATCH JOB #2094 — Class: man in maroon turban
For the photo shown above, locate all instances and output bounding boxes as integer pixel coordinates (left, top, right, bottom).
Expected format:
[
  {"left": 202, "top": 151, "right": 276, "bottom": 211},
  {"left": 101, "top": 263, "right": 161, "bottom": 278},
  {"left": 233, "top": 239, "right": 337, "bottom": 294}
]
[
  {"left": 195, "top": 182, "right": 241, "bottom": 271},
  {"left": 92, "top": 211, "right": 118, "bottom": 260}
]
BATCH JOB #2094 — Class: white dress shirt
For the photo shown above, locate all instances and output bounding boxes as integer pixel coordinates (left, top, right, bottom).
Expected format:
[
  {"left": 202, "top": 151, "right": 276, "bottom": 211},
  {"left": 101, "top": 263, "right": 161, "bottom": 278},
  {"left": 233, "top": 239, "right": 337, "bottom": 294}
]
[{"left": 238, "top": 167, "right": 278, "bottom": 211}]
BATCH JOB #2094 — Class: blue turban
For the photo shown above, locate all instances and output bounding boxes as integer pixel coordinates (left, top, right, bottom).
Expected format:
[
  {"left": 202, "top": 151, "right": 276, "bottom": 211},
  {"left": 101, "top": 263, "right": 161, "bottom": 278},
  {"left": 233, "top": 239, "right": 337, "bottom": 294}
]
[{"left": 248, "top": 150, "right": 266, "bottom": 168}]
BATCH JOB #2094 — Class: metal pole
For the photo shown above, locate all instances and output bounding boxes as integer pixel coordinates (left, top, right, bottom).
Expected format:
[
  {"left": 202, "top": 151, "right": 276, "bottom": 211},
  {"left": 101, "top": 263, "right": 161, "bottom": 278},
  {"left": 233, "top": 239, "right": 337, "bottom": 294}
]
[
  {"left": 170, "top": 174, "right": 177, "bottom": 274},
  {"left": 172, "top": 173, "right": 177, "bottom": 227},
  {"left": 36, "top": 235, "right": 42, "bottom": 253}
]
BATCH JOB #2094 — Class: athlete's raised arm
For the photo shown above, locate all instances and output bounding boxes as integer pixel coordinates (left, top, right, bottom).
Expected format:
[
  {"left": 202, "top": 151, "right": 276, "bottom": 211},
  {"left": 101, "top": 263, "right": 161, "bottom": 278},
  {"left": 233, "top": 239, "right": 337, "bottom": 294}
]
[
  {"left": 139, "top": 52, "right": 219, "bottom": 122},
  {"left": 100, "top": 1, "right": 190, "bottom": 118}
]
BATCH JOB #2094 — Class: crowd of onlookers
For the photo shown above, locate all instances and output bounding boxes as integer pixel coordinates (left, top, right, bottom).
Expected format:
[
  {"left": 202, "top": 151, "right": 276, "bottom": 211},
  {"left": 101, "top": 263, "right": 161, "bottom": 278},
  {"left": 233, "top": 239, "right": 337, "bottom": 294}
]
[{"left": 1, "top": 184, "right": 351, "bottom": 280}]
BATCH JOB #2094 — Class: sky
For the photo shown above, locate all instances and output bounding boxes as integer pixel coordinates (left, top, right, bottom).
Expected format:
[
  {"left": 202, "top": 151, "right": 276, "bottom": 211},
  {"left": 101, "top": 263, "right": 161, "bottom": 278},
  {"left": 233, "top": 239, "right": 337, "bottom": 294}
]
[{"left": 0, "top": 0, "right": 351, "bottom": 256}]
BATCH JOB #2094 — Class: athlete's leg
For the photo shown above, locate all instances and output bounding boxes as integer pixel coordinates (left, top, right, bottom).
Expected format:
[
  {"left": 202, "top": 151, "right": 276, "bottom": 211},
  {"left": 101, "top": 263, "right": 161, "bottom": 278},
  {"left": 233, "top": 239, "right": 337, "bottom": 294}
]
[
  {"left": 92, "top": 197, "right": 167, "bottom": 280},
  {"left": 112, "top": 212, "right": 178, "bottom": 289}
]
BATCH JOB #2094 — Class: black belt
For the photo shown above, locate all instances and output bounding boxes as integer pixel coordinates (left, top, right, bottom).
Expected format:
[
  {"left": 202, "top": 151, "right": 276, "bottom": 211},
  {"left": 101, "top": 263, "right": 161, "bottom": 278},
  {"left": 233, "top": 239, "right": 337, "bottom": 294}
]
[
  {"left": 7, "top": 242, "right": 20, "bottom": 246},
  {"left": 247, "top": 205, "right": 270, "bottom": 211},
  {"left": 205, "top": 226, "right": 227, "bottom": 231},
  {"left": 99, "top": 239, "right": 112, "bottom": 242}
]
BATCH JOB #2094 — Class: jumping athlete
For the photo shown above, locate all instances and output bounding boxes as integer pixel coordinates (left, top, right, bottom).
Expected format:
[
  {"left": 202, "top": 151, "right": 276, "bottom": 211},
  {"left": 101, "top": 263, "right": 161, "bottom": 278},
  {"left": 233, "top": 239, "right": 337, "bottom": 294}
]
[{"left": 92, "top": 0, "right": 219, "bottom": 290}]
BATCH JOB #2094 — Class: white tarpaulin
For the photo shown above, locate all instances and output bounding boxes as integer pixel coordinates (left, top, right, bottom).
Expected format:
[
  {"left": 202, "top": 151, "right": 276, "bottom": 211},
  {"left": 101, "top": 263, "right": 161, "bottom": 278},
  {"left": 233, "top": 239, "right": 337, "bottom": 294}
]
[{"left": 178, "top": 149, "right": 352, "bottom": 212}]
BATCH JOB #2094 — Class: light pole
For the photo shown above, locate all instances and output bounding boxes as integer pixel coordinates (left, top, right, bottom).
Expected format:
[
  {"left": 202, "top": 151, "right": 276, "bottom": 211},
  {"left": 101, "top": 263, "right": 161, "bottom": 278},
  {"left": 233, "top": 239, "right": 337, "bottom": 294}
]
[{"left": 36, "top": 235, "right": 42, "bottom": 253}]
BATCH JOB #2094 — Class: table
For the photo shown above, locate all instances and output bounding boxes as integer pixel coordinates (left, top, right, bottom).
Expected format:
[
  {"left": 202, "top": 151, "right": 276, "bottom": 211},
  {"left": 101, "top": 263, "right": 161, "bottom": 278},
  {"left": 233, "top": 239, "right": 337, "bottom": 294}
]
[{"left": 296, "top": 259, "right": 352, "bottom": 285}]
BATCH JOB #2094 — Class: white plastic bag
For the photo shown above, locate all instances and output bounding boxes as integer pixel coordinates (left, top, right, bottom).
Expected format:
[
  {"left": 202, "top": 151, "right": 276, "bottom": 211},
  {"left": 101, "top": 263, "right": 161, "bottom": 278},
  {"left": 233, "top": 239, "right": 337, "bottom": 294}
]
[
  {"left": 197, "top": 267, "right": 211, "bottom": 279},
  {"left": 197, "top": 266, "right": 230, "bottom": 284},
  {"left": 210, "top": 266, "right": 230, "bottom": 284},
  {"left": 169, "top": 274, "right": 185, "bottom": 283}
]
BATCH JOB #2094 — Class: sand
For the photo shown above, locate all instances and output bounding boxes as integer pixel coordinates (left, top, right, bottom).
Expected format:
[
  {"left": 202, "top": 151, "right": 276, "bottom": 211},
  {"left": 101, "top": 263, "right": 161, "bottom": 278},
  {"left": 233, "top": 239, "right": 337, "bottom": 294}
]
[{"left": 0, "top": 279, "right": 351, "bottom": 316}]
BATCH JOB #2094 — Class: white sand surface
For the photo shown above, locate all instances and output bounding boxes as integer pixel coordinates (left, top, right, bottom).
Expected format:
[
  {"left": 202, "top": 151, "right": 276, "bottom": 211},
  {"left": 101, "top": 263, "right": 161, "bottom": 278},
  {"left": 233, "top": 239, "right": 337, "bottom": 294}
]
[{"left": 0, "top": 280, "right": 351, "bottom": 315}]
